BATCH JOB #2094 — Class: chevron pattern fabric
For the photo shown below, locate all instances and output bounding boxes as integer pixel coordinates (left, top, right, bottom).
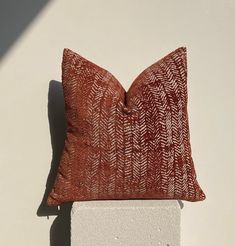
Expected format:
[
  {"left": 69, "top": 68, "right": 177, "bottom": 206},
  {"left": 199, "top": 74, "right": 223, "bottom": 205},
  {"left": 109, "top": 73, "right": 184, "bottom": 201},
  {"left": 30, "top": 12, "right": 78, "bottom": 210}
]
[{"left": 47, "top": 46, "right": 206, "bottom": 206}]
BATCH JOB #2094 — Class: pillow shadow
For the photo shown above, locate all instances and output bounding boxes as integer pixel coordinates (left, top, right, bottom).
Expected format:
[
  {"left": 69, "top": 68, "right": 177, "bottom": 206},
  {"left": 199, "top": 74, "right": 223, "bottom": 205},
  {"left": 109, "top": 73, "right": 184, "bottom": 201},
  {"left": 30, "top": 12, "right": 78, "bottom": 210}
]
[{"left": 36, "top": 80, "right": 72, "bottom": 246}]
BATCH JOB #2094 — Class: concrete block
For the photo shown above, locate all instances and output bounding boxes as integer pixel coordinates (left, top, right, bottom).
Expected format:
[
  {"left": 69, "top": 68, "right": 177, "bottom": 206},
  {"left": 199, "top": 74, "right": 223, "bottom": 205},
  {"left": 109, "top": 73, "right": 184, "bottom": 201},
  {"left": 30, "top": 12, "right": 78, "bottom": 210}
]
[{"left": 71, "top": 200, "right": 180, "bottom": 246}]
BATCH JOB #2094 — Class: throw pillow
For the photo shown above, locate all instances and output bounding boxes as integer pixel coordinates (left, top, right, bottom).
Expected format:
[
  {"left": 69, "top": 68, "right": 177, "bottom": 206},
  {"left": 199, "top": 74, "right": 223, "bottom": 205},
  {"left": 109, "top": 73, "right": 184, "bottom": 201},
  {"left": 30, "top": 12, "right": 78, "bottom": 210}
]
[{"left": 46, "top": 46, "right": 206, "bottom": 206}]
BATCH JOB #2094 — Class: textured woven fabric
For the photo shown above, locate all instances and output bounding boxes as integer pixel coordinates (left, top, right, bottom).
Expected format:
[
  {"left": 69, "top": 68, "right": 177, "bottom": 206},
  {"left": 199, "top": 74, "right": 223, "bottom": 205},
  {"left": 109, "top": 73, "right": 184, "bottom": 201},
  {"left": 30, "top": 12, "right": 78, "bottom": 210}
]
[{"left": 46, "top": 46, "right": 206, "bottom": 206}]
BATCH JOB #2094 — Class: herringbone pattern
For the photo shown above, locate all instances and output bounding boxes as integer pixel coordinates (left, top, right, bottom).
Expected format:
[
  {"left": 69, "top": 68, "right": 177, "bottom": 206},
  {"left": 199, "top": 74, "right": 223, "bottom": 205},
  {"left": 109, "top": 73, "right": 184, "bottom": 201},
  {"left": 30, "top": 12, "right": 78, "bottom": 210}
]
[{"left": 47, "top": 47, "right": 206, "bottom": 206}]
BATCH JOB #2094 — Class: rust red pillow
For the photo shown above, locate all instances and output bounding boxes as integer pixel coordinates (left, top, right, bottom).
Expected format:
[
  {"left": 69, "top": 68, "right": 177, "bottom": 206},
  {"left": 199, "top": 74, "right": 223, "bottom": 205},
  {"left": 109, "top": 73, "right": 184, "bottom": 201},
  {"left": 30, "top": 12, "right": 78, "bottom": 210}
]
[{"left": 46, "top": 46, "right": 206, "bottom": 206}]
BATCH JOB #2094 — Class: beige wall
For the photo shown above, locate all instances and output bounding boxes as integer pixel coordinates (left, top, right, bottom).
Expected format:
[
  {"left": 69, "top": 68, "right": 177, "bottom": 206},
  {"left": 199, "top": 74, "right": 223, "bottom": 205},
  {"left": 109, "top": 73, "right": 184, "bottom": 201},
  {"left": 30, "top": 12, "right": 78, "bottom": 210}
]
[{"left": 0, "top": 1, "right": 234, "bottom": 245}]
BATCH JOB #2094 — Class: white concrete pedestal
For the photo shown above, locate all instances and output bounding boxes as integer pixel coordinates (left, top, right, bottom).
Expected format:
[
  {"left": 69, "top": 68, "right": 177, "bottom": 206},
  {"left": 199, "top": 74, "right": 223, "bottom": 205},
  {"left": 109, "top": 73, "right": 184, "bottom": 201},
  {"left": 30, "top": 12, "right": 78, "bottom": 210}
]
[{"left": 71, "top": 200, "right": 181, "bottom": 246}]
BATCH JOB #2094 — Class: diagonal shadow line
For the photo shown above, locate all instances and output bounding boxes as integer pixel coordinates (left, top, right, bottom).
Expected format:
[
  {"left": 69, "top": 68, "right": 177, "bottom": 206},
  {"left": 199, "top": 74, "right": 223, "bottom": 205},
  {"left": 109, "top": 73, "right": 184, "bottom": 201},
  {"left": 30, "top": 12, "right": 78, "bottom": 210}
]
[
  {"left": 36, "top": 80, "right": 72, "bottom": 246},
  {"left": 0, "top": 0, "right": 50, "bottom": 63}
]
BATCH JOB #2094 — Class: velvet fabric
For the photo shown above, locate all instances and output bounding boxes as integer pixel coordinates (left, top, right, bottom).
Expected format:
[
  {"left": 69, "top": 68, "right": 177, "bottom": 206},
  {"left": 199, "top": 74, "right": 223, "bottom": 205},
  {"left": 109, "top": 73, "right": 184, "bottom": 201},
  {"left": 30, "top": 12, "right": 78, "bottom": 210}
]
[{"left": 47, "top": 47, "right": 206, "bottom": 206}]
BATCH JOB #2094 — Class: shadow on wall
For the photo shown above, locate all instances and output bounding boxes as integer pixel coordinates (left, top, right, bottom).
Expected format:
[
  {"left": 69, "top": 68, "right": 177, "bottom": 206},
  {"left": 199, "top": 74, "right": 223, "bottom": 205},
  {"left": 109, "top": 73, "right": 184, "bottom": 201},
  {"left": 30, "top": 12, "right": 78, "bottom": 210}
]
[
  {"left": 0, "top": 0, "right": 50, "bottom": 63},
  {"left": 37, "top": 80, "right": 72, "bottom": 246}
]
